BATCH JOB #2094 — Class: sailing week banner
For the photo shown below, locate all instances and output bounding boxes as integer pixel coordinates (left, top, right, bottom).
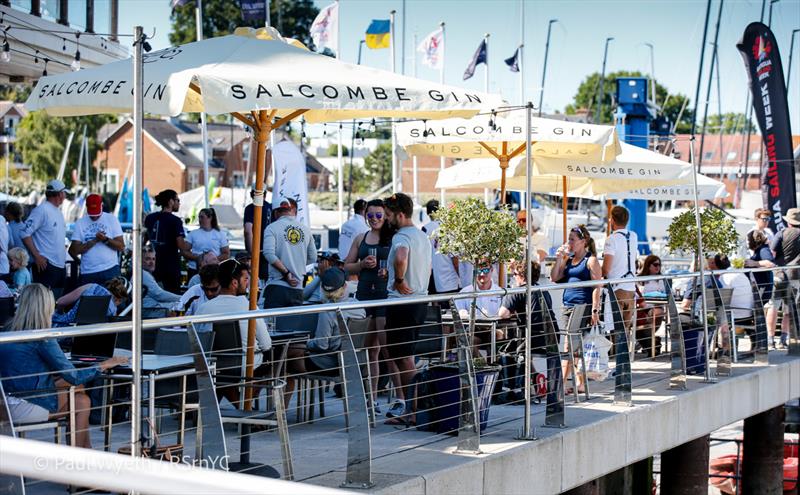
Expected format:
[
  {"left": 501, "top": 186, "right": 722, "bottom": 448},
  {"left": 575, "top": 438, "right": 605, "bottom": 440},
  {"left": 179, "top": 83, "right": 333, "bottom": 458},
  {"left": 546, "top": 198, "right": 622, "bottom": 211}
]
[{"left": 737, "top": 22, "right": 797, "bottom": 232}]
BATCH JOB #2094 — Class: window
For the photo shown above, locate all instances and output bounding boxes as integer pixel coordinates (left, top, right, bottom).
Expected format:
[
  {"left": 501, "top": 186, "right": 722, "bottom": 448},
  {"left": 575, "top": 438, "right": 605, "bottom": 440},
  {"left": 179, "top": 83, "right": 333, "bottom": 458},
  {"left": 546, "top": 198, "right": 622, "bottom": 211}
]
[
  {"left": 750, "top": 151, "right": 761, "bottom": 161},
  {"left": 232, "top": 171, "right": 245, "bottom": 188},
  {"left": 188, "top": 170, "right": 200, "bottom": 190},
  {"left": 703, "top": 151, "right": 715, "bottom": 161},
  {"left": 125, "top": 139, "right": 133, "bottom": 156},
  {"left": 726, "top": 151, "right": 737, "bottom": 161},
  {"left": 101, "top": 170, "right": 119, "bottom": 193}
]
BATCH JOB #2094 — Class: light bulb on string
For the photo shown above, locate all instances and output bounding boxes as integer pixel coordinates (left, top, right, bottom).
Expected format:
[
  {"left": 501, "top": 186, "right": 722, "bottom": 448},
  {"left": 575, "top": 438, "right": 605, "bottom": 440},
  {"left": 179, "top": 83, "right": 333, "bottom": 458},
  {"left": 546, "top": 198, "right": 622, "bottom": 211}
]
[
  {"left": 422, "top": 120, "right": 429, "bottom": 138},
  {"left": 323, "top": 123, "right": 327, "bottom": 137},
  {"left": 42, "top": 59, "right": 48, "bottom": 77},
  {"left": 1, "top": 39, "right": 9, "bottom": 63},
  {"left": 71, "top": 33, "right": 80, "bottom": 71},
  {"left": 369, "top": 118, "right": 376, "bottom": 133},
  {"left": 34, "top": 49, "right": 40, "bottom": 64},
  {"left": 62, "top": 38, "right": 66, "bottom": 51}
]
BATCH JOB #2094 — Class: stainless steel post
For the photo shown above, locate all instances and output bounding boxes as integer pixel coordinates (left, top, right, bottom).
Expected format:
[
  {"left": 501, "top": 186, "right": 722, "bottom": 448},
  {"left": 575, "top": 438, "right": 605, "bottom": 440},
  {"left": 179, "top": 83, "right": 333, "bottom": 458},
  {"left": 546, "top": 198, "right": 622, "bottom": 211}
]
[
  {"left": 606, "top": 285, "right": 632, "bottom": 405},
  {"left": 688, "top": 138, "right": 715, "bottom": 383},
  {"left": 450, "top": 303, "right": 481, "bottom": 453},
  {"left": 517, "top": 102, "right": 537, "bottom": 440},
  {"left": 130, "top": 25, "right": 144, "bottom": 456}
]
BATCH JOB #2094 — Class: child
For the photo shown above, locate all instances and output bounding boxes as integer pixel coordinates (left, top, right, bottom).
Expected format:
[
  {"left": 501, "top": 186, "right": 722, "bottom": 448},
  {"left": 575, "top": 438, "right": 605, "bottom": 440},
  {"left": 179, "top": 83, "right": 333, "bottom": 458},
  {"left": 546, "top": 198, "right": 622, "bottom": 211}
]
[{"left": 8, "top": 247, "right": 31, "bottom": 290}]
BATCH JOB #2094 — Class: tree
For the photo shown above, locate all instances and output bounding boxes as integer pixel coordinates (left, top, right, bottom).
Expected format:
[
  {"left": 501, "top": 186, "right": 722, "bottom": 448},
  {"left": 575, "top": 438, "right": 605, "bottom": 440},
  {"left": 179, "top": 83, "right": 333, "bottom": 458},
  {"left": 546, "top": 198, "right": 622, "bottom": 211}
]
[
  {"left": 15, "top": 112, "right": 115, "bottom": 184},
  {"left": 169, "top": 0, "right": 319, "bottom": 47},
  {"left": 341, "top": 162, "right": 370, "bottom": 192},
  {"left": 699, "top": 113, "right": 756, "bottom": 134},
  {"left": 564, "top": 70, "right": 694, "bottom": 133},
  {"left": 0, "top": 84, "right": 31, "bottom": 103},
  {"left": 363, "top": 142, "right": 392, "bottom": 190},
  {"left": 327, "top": 143, "right": 349, "bottom": 157}
]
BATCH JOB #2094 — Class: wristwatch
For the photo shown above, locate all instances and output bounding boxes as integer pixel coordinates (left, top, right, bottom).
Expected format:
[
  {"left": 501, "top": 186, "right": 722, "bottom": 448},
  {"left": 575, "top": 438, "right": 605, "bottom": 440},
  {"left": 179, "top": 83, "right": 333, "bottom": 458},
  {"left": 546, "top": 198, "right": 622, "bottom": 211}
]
[
  {"left": 394, "top": 277, "right": 404, "bottom": 284},
  {"left": 592, "top": 308, "right": 600, "bottom": 314}
]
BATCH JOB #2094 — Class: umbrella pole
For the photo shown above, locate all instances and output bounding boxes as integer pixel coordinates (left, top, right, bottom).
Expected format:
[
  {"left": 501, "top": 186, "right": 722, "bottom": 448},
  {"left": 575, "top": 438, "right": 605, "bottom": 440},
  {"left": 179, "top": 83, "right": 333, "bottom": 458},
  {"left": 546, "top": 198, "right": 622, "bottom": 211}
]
[
  {"left": 498, "top": 155, "right": 508, "bottom": 285},
  {"left": 606, "top": 199, "right": 613, "bottom": 235},
  {"left": 562, "top": 176, "right": 568, "bottom": 243}
]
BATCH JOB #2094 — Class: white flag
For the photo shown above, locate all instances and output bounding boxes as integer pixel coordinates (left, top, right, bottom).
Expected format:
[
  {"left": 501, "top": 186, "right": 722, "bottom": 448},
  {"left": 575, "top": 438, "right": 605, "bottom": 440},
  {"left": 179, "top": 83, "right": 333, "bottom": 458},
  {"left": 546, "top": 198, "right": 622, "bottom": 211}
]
[
  {"left": 272, "top": 139, "right": 310, "bottom": 228},
  {"left": 310, "top": 2, "right": 338, "bottom": 55},
  {"left": 417, "top": 27, "right": 444, "bottom": 69}
]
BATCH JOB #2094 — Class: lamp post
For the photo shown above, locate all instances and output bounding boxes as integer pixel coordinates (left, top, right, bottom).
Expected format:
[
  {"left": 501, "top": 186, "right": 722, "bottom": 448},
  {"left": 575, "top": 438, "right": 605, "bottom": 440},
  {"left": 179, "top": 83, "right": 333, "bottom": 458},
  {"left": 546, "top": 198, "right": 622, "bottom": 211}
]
[
  {"left": 595, "top": 37, "right": 614, "bottom": 124},
  {"left": 537, "top": 19, "right": 558, "bottom": 117}
]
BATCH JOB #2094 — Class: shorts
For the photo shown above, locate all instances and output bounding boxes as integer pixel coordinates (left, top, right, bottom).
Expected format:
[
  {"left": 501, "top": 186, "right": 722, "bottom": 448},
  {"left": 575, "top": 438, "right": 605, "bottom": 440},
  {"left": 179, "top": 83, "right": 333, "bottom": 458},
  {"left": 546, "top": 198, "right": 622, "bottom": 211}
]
[
  {"left": 560, "top": 306, "right": 591, "bottom": 352},
  {"left": 264, "top": 285, "right": 304, "bottom": 309},
  {"left": 7, "top": 398, "right": 50, "bottom": 424},
  {"left": 356, "top": 287, "right": 388, "bottom": 318},
  {"left": 385, "top": 301, "right": 428, "bottom": 360}
]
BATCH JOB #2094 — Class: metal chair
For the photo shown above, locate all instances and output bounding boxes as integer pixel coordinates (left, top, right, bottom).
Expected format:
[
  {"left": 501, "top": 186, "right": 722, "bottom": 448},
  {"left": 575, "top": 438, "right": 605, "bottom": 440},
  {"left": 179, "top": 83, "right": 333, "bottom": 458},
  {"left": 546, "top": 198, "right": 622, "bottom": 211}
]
[
  {"left": 74, "top": 295, "right": 112, "bottom": 325},
  {"left": 0, "top": 297, "right": 15, "bottom": 329},
  {"left": 559, "top": 304, "right": 590, "bottom": 403},
  {"left": 297, "top": 316, "right": 373, "bottom": 427}
]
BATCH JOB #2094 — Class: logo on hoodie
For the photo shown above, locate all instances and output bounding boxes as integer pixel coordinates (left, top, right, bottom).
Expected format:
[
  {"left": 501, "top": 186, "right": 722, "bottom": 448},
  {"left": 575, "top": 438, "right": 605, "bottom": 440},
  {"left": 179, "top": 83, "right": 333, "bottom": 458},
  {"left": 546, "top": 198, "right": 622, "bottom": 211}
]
[{"left": 284, "top": 225, "right": 304, "bottom": 245}]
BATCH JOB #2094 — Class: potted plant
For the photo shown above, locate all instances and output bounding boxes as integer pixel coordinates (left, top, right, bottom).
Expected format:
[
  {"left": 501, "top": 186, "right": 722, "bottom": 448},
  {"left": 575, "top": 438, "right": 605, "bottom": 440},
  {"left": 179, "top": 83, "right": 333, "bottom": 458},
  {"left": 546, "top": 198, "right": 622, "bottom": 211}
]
[
  {"left": 666, "top": 207, "right": 738, "bottom": 373},
  {"left": 418, "top": 198, "right": 523, "bottom": 434}
]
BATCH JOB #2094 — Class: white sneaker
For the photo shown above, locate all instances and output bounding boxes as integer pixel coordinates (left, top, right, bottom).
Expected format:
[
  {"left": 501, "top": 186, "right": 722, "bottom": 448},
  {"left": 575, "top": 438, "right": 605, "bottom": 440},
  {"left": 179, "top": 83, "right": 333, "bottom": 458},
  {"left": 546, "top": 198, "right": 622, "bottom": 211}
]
[{"left": 385, "top": 399, "right": 406, "bottom": 418}]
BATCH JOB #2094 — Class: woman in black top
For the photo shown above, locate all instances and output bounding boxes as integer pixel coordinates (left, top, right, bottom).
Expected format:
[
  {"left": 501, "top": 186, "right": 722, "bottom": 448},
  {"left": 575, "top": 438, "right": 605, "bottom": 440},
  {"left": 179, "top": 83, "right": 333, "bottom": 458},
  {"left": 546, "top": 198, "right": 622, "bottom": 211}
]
[
  {"left": 343, "top": 199, "right": 396, "bottom": 409},
  {"left": 143, "top": 189, "right": 191, "bottom": 293}
]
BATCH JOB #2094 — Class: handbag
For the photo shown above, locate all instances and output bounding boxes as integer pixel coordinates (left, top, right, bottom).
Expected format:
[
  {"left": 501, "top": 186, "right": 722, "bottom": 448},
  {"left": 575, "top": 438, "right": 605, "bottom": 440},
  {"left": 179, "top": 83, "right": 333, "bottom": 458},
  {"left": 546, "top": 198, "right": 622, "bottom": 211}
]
[
  {"left": 583, "top": 325, "right": 612, "bottom": 381},
  {"left": 118, "top": 418, "right": 183, "bottom": 462}
]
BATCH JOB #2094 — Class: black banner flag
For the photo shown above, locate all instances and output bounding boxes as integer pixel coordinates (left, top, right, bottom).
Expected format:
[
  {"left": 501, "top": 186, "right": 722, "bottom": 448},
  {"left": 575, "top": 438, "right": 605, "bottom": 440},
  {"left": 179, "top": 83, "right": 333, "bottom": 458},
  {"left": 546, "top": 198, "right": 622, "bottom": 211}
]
[
  {"left": 737, "top": 22, "right": 797, "bottom": 232},
  {"left": 239, "top": 0, "right": 266, "bottom": 24}
]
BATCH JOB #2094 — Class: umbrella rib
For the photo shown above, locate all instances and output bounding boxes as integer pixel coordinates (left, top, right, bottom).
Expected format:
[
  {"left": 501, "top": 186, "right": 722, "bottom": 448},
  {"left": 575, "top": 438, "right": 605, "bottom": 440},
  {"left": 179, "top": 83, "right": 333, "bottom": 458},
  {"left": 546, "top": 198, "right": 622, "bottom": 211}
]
[
  {"left": 477, "top": 141, "right": 501, "bottom": 160},
  {"left": 273, "top": 109, "right": 308, "bottom": 128},
  {"left": 188, "top": 81, "right": 257, "bottom": 129},
  {"left": 508, "top": 142, "right": 528, "bottom": 159}
]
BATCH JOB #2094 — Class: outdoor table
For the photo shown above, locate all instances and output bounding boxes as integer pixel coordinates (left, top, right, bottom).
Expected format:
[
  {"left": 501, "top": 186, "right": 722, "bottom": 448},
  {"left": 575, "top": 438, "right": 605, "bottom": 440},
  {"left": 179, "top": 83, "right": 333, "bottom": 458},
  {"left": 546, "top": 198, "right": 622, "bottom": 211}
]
[{"left": 102, "top": 353, "right": 200, "bottom": 450}]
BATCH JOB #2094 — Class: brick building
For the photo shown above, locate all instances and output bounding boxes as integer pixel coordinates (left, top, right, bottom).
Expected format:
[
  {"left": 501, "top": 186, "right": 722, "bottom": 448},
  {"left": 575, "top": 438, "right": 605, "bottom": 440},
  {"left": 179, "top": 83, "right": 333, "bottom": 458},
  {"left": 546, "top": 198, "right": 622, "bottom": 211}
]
[{"left": 94, "top": 118, "right": 331, "bottom": 194}]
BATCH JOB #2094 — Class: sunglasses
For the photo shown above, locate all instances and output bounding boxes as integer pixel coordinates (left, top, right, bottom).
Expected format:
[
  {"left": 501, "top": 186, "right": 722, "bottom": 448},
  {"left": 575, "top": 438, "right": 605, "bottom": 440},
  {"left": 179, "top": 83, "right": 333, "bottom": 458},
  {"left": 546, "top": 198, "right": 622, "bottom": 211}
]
[
  {"left": 758, "top": 217, "right": 770, "bottom": 221},
  {"left": 570, "top": 227, "right": 585, "bottom": 239},
  {"left": 477, "top": 267, "right": 491, "bottom": 275},
  {"left": 652, "top": 262, "right": 661, "bottom": 267},
  {"left": 367, "top": 212, "right": 383, "bottom": 220},
  {"left": 201, "top": 284, "right": 221, "bottom": 294}
]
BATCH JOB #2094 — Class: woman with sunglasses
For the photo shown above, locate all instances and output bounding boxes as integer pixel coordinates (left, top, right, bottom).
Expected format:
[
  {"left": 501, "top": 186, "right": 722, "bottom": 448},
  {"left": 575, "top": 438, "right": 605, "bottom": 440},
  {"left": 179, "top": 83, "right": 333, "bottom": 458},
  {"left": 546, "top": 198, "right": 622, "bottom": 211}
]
[
  {"left": 550, "top": 225, "right": 602, "bottom": 394},
  {"left": 343, "top": 198, "right": 397, "bottom": 410},
  {"left": 184, "top": 208, "right": 230, "bottom": 280},
  {"left": 635, "top": 255, "right": 666, "bottom": 356}
]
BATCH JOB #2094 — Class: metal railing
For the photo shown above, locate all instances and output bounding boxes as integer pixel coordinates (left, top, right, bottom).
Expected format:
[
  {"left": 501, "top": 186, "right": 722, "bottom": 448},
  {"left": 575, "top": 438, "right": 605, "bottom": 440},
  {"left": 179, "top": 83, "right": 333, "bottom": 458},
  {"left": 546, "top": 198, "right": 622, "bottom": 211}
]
[{"left": 0, "top": 265, "right": 797, "bottom": 492}]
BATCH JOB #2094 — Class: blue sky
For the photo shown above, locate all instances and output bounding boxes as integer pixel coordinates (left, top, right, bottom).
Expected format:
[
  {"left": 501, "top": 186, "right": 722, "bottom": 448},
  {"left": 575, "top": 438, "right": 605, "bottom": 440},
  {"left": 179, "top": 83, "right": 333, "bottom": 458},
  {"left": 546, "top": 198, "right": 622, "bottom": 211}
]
[{"left": 119, "top": 0, "right": 800, "bottom": 132}]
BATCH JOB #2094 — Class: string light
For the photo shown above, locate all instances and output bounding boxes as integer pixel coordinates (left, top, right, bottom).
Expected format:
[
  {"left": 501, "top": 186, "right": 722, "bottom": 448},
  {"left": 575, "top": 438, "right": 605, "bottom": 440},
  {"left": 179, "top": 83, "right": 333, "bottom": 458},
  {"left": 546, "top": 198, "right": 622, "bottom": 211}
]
[
  {"left": 369, "top": 118, "right": 376, "bottom": 132},
  {"left": 61, "top": 37, "right": 66, "bottom": 51},
  {"left": 1, "top": 35, "right": 9, "bottom": 63},
  {"left": 42, "top": 58, "right": 48, "bottom": 76},
  {"left": 300, "top": 117, "right": 306, "bottom": 138},
  {"left": 323, "top": 123, "right": 327, "bottom": 137},
  {"left": 422, "top": 119, "right": 429, "bottom": 138},
  {"left": 71, "top": 33, "right": 81, "bottom": 71}
]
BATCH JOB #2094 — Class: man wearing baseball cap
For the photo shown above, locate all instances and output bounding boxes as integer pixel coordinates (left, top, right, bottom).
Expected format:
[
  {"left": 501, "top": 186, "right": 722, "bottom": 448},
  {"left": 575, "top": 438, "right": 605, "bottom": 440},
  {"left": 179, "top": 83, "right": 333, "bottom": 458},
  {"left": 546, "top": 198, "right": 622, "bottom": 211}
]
[
  {"left": 20, "top": 180, "right": 69, "bottom": 289},
  {"left": 68, "top": 194, "right": 125, "bottom": 285}
]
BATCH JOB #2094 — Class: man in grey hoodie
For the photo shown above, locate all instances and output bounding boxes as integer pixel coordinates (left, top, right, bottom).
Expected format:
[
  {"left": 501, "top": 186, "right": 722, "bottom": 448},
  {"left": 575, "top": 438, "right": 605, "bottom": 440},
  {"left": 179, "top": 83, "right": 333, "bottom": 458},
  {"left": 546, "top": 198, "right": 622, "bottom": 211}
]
[{"left": 262, "top": 198, "right": 317, "bottom": 308}]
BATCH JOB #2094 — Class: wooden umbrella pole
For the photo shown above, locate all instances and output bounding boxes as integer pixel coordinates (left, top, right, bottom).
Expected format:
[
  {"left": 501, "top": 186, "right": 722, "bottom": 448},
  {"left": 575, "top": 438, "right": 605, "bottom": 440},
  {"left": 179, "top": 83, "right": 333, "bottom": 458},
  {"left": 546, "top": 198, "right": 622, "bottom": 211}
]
[
  {"left": 244, "top": 109, "right": 271, "bottom": 408},
  {"left": 606, "top": 199, "right": 613, "bottom": 235},
  {"left": 562, "top": 175, "right": 568, "bottom": 243}
]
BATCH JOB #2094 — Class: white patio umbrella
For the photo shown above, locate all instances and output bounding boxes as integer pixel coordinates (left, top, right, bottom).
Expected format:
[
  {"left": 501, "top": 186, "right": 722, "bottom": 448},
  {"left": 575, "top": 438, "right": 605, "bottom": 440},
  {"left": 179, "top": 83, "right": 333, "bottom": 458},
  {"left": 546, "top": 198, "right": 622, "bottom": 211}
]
[
  {"left": 395, "top": 110, "right": 620, "bottom": 206},
  {"left": 26, "top": 26, "right": 503, "bottom": 456},
  {"left": 605, "top": 172, "right": 728, "bottom": 201}
]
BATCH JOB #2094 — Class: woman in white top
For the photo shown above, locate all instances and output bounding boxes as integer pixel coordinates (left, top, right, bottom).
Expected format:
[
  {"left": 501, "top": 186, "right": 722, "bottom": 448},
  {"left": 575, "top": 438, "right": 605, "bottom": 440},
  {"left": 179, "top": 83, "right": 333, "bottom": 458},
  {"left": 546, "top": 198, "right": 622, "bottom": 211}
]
[
  {"left": 635, "top": 255, "right": 666, "bottom": 356},
  {"left": 185, "top": 208, "right": 229, "bottom": 277}
]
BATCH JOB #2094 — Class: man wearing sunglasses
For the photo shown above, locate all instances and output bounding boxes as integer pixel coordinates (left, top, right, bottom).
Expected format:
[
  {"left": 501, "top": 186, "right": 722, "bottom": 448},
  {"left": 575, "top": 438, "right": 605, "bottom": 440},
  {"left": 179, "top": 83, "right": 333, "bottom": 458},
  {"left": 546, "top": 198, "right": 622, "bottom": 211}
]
[
  {"left": 197, "top": 259, "right": 272, "bottom": 368},
  {"left": 746, "top": 208, "right": 775, "bottom": 254},
  {"left": 262, "top": 199, "right": 318, "bottom": 308},
  {"left": 339, "top": 199, "right": 369, "bottom": 262},
  {"left": 174, "top": 263, "right": 220, "bottom": 316}
]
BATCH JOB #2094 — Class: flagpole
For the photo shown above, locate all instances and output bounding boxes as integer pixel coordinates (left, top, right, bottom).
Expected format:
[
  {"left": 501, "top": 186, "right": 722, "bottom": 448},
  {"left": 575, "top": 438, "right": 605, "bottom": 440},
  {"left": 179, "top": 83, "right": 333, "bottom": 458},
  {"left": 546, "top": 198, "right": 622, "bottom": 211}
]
[
  {"left": 390, "top": 9, "right": 399, "bottom": 193},
  {"left": 265, "top": 0, "right": 270, "bottom": 27},
  {"left": 483, "top": 33, "right": 490, "bottom": 207},
  {"left": 412, "top": 32, "right": 418, "bottom": 204},
  {"left": 440, "top": 22, "right": 446, "bottom": 205},
  {"left": 195, "top": 0, "right": 211, "bottom": 208},
  {"left": 520, "top": 0, "right": 525, "bottom": 105},
  {"left": 336, "top": 0, "right": 344, "bottom": 224},
  {"left": 538, "top": 19, "right": 557, "bottom": 117}
]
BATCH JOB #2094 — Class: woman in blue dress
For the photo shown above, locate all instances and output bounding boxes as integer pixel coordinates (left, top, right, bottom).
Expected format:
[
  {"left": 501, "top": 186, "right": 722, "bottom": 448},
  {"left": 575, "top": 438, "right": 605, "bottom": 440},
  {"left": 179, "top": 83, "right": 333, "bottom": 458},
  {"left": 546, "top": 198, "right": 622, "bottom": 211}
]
[{"left": 0, "top": 284, "right": 127, "bottom": 447}]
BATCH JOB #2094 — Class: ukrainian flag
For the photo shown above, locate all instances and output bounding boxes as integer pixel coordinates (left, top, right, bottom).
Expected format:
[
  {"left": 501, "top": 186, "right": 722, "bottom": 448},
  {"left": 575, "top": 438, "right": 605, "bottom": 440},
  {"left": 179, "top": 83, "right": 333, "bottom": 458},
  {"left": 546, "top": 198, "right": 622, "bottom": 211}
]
[{"left": 365, "top": 19, "right": 391, "bottom": 49}]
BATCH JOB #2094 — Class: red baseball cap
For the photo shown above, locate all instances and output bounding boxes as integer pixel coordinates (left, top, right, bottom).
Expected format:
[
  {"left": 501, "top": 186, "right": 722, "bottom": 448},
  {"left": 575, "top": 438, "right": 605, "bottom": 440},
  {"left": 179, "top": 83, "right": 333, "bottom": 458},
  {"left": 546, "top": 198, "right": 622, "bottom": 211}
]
[{"left": 86, "top": 194, "right": 103, "bottom": 216}]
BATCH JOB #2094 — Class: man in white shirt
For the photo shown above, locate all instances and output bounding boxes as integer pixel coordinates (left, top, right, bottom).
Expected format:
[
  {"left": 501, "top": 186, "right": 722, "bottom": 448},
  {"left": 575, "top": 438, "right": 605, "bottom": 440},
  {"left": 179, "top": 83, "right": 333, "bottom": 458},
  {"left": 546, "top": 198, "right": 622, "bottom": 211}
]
[
  {"left": 69, "top": 194, "right": 125, "bottom": 285},
  {"left": 746, "top": 208, "right": 775, "bottom": 254},
  {"left": 456, "top": 263, "right": 502, "bottom": 319},
  {"left": 175, "top": 263, "right": 220, "bottom": 315},
  {"left": 338, "top": 199, "right": 369, "bottom": 259},
  {"left": 196, "top": 258, "right": 271, "bottom": 370},
  {"left": 422, "top": 200, "right": 460, "bottom": 297},
  {"left": 21, "top": 180, "right": 68, "bottom": 289},
  {"left": 602, "top": 205, "right": 639, "bottom": 330}
]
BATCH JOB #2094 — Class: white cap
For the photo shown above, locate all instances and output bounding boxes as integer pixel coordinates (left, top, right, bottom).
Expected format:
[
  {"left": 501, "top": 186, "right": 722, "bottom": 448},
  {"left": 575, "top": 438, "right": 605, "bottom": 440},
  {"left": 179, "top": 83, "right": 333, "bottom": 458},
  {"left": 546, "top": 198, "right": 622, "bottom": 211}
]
[{"left": 46, "top": 179, "right": 67, "bottom": 193}]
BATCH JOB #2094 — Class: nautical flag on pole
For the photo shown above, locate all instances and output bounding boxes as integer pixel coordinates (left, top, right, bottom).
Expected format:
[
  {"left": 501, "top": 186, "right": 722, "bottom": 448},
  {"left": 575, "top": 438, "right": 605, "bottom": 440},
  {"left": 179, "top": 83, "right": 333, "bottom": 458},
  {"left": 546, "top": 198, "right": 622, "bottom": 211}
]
[
  {"left": 417, "top": 27, "right": 444, "bottom": 69},
  {"left": 504, "top": 47, "right": 520, "bottom": 72},
  {"left": 310, "top": 2, "right": 338, "bottom": 54},
  {"left": 365, "top": 20, "right": 391, "bottom": 49},
  {"left": 463, "top": 39, "right": 487, "bottom": 80}
]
